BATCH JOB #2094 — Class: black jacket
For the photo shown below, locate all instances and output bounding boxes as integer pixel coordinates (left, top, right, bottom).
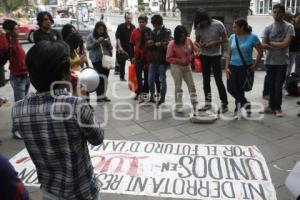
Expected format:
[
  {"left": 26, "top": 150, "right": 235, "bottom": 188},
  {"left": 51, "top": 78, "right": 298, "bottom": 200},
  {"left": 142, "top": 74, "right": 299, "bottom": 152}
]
[
  {"left": 33, "top": 28, "right": 61, "bottom": 43},
  {"left": 148, "top": 26, "right": 172, "bottom": 65}
]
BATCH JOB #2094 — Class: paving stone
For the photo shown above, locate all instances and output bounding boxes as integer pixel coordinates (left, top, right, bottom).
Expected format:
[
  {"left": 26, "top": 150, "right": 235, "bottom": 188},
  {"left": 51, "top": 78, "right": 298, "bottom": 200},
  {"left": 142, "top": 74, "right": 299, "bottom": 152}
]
[
  {"left": 189, "top": 130, "right": 225, "bottom": 144},
  {"left": 125, "top": 132, "right": 160, "bottom": 142},
  {"left": 140, "top": 120, "right": 171, "bottom": 132},
  {"left": 151, "top": 127, "right": 185, "bottom": 141},
  {"left": 257, "top": 143, "right": 292, "bottom": 163},
  {"left": 274, "top": 135, "right": 300, "bottom": 153},
  {"left": 116, "top": 124, "right": 147, "bottom": 137},
  {"left": 175, "top": 122, "right": 210, "bottom": 135},
  {"left": 229, "top": 133, "right": 268, "bottom": 146}
]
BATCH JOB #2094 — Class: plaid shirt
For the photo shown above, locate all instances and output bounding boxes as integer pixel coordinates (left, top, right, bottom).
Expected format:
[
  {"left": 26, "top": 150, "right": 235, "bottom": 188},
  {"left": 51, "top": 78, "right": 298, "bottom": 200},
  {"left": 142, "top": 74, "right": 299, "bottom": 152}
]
[{"left": 12, "top": 89, "right": 104, "bottom": 200}]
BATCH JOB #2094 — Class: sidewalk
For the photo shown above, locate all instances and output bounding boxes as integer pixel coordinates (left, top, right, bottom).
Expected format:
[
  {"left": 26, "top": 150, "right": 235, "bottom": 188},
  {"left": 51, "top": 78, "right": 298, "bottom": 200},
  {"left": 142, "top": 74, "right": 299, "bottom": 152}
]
[{"left": 0, "top": 68, "right": 299, "bottom": 199}]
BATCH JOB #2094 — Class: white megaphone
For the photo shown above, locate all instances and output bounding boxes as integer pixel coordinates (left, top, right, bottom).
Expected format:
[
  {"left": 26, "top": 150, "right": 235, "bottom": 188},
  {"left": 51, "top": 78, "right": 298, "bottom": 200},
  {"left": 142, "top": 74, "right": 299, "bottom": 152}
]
[{"left": 75, "top": 67, "right": 100, "bottom": 92}]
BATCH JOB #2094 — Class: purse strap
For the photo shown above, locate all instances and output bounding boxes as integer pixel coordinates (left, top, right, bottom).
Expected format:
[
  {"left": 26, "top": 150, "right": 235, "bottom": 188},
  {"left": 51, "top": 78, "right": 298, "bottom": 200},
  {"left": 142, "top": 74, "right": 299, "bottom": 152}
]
[{"left": 235, "top": 35, "right": 247, "bottom": 67}]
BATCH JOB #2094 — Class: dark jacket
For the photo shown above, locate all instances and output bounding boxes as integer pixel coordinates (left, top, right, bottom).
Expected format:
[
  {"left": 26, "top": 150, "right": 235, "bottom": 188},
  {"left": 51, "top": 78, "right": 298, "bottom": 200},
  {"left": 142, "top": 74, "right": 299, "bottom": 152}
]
[
  {"left": 148, "top": 26, "right": 172, "bottom": 65},
  {"left": 33, "top": 28, "right": 61, "bottom": 43}
]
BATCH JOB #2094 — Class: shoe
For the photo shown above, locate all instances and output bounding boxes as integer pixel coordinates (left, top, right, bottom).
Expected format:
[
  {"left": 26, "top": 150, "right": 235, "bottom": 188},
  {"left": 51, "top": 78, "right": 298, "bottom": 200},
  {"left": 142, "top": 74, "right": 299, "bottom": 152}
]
[
  {"left": 262, "top": 106, "right": 274, "bottom": 114},
  {"left": 198, "top": 104, "right": 211, "bottom": 111},
  {"left": 275, "top": 109, "right": 284, "bottom": 117},
  {"left": 102, "top": 97, "right": 111, "bottom": 102},
  {"left": 148, "top": 99, "right": 156, "bottom": 104},
  {"left": 262, "top": 95, "right": 269, "bottom": 100},
  {"left": 97, "top": 99, "right": 103, "bottom": 103},
  {"left": 157, "top": 100, "right": 165, "bottom": 107},
  {"left": 175, "top": 106, "right": 184, "bottom": 113},
  {"left": 138, "top": 95, "right": 145, "bottom": 104},
  {"left": 120, "top": 78, "right": 126, "bottom": 81},
  {"left": 244, "top": 103, "right": 251, "bottom": 117},
  {"left": 297, "top": 101, "right": 300, "bottom": 105},
  {"left": 218, "top": 104, "right": 228, "bottom": 114},
  {"left": 12, "top": 131, "right": 22, "bottom": 140},
  {"left": 297, "top": 113, "right": 300, "bottom": 117},
  {"left": 134, "top": 94, "right": 138, "bottom": 100}
]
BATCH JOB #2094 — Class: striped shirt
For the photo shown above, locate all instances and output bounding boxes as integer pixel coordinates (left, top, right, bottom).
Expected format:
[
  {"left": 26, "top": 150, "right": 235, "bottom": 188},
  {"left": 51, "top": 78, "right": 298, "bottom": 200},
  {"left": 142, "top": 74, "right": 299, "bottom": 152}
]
[{"left": 12, "top": 89, "right": 104, "bottom": 200}]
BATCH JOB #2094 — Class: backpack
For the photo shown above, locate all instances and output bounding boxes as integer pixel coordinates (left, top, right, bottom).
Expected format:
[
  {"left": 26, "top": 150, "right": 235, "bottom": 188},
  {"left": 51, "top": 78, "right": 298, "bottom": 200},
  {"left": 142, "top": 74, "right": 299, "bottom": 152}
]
[
  {"left": 286, "top": 73, "right": 300, "bottom": 96},
  {"left": 0, "top": 51, "right": 9, "bottom": 67},
  {"left": 0, "top": 34, "right": 10, "bottom": 67}
]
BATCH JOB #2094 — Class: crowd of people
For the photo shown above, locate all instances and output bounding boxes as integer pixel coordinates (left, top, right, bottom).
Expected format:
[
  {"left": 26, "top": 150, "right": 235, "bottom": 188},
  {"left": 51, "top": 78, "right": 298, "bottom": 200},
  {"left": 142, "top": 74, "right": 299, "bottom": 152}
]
[{"left": 0, "top": 3, "right": 299, "bottom": 200}]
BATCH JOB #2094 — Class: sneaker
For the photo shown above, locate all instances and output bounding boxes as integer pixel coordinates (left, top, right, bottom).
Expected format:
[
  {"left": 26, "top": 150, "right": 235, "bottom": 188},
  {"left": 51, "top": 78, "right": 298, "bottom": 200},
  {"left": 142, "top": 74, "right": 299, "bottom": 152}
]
[
  {"left": 97, "top": 99, "right": 103, "bottom": 103},
  {"left": 138, "top": 95, "right": 145, "bottom": 104},
  {"left": 262, "top": 106, "right": 274, "bottom": 114},
  {"left": 148, "top": 99, "right": 156, "bottom": 104},
  {"left": 244, "top": 103, "right": 251, "bottom": 117},
  {"left": 134, "top": 94, "right": 139, "bottom": 100},
  {"left": 297, "top": 101, "right": 300, "bottom": 105},
  {"left": 262, "top": 95, "right": 269, "bottom": 100},
  {"left": 218, "top": 104, "right": 228, "bottom": 114},
  {"left": 275, "top": 110, "right": 284, "bottom": 117},
  {"left": 198, "top": 104, "right": 211, "bottom": 111},
  {"left": 12, "top": 131, "right": 22, "bottom": 140},
  {"left": 297, "top": 113, "right": 300, "bottom": 117},
  {"left": 120, "top": 78, "right": 126, "bottom": 81},
  {"left": 157, "top": 100, "right": 165, "bottom": 108},
  {"left": 175, "top": 106, "right": 184, "bottom": 113},
  {"left": 102, "top": 97, "right": 111, "bottom": 102}
]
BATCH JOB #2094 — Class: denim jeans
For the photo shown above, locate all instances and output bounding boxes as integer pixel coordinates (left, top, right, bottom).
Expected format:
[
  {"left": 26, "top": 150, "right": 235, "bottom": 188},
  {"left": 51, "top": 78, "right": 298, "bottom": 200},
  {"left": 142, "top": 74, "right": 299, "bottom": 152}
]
[
  {"left": 10, "top": 75, "right": 30, "bottom": 102},
  {"left": 148, "top": 64, "right": 167, "bottom": 102},
  {"left": 92, "top": 61, "right": 110, "bottom": 100},
  {"left": 200, "top": 55, "right": 228, "bottom": 105},
  {"left": 227, "top": 66, "right": 248, "bottom": 110},
  {"left": 266, "top": 65, "right": 287, "bottom": 110}
]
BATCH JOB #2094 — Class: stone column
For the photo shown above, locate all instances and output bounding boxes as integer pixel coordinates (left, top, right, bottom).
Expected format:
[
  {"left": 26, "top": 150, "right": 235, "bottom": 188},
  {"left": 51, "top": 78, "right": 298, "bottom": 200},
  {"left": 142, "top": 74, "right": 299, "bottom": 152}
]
[{"left": 177, "top": 0, "right": 251, "bottom": 36}]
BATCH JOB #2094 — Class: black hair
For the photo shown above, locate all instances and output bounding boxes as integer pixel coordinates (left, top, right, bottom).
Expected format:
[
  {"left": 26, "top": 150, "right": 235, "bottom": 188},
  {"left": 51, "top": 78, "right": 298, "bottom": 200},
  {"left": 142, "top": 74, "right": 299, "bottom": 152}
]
[
  {"left": 234, "top": 18, "right": 252, "bottom": 34},
  {"left": 65, "top": 32, "right": 83, "bottom": 58},
  {"left": 151, "top": 15, "right": 163, "bottom": 25},
  {"left": 139, "top": 27, "right": 151, "bottom": 48},
  {"left": 273, "top": 3, "right": 285, "bottom": 14},
  {"left": 37, "top": 11, "right": 54, "bottom": 27},
  {"left": 2, "top": 19, "right": 18, "bottom": 32},
  {"left": 93, "top": 21, "right": 108, "bottom": 39},
  {"left": 284, "top": 13, "right": 294, "bottom": 23},
  {"left": 138, "top": 15, "right": 148, "bottom": 23},
  {"left": 26, "top": 41, "right": 71, "bottom": 92},
  {"left": 194, "top": 8, "right": 212, "bottom": 29},
  {"left": 61, "top": 23, "right": 76, "bottom": 41},
  {"left": 174, "top": 25, "right": 188, "bottom": 45}
]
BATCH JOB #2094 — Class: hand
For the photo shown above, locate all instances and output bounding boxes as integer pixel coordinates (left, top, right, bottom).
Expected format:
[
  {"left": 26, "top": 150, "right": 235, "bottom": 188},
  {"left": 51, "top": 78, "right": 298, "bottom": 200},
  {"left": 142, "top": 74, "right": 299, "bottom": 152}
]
[
  {"left": 117, "top": 46, "right": 124, "bottom": 53},
  {"left": 182, "top": 58, "right": 190, "bottom": 66},
  {"left": 202, "top": 41, "right": 215, "bottom": 48},
  {"left": 155, "top": 42, "right": 161, "bottom": 47},
  {"left": 79, "top": 54, "right": 87, "bottom": 64},
  {"left": 147, "top": 40, "right": 154, "bottom": 45},
  {"left": 225, "top": 67, "right": 231, "bottom": 79},
  {"left": 131, "top": 58, "right": 135, "bottom": 64},
  {"left": 97, "top": 37, "right": 104, "bottom": 43},
  {"left": 193, "top": 42, "right": 201, "bottom": 53},
  {"left": 250, "top": 64, "right": 256, "bottom": 71}
]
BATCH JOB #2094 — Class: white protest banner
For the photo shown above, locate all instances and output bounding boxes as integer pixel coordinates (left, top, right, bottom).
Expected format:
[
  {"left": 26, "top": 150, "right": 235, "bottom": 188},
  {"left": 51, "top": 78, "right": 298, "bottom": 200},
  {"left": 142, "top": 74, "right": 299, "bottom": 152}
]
[{"left": 10, "top": 140, "right": 277, "bottom": 200}]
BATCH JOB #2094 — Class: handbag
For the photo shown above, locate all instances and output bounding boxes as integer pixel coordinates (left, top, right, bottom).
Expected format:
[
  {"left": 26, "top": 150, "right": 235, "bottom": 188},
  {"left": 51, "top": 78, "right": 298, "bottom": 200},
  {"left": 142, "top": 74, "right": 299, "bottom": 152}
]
[
  {"left": 100, "top": 44, "right": 115, "bottom": 69},
  {"left": 235, "top": 35, "right": 254, "bottom": 92}
]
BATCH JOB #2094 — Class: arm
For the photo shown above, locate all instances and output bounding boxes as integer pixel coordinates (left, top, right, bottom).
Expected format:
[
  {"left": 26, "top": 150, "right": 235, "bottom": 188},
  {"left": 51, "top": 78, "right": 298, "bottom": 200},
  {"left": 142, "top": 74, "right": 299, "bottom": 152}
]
[
  {"left": 33, "top": 31, "right": 41, "bottom": 44},
  {"left": 269, "top": 36, "right": 293, "bottom": 49},
  {"left": 166, "top": 42, "right": 184, "bottom": 65},
  {"left": 78, "top": 102, "right": 104, "bottom": 145},
  {"left": 252, "top": 43, "right": 263, "bottom": 69},
  {"left": 224, "top": 42, "right": 231, "bottom": 78},
  {"left": 205, "top": 31, "right": 228, "bottom": 48},
  {"left": 115, "top": 25, "right": 123, "bottom": 51},
  {"left": 261, "top": 37, "right": 274, "bottom": 49},
  {"left": 103, "top": 37, "right": 113, "bottom": 56},
  {"left": 86, "top": 35, "right": 98, "bottom": 51}
]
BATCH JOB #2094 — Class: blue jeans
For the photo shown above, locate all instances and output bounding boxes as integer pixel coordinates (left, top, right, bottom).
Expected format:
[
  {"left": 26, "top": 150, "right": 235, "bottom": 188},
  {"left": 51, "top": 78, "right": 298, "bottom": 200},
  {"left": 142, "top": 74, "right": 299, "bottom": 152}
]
[
  {"left": 148, "top": 64, "right": 167, "bottom": 102},
  {"left": 10, "top": 75, "right": 30, "bottom": 102}
]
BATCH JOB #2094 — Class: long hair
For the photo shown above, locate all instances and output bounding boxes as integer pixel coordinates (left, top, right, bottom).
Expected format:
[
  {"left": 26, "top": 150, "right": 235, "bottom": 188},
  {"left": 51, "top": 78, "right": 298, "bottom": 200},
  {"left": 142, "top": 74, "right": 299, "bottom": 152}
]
[
  {"left": 65, "top": 32, "right": 83, "bottom": 58},
  {"left": 234, "top": 18, "right": 252, "bottom": 34},
  {"left": 37, "top": 11, "right": 54, "bottom": 27},
  {"left": 62, "top": 24, "right": 76, "bottom": 41},
  {"left": 139, "top": 27, "right": 151, "bottom": 48},
  {"left": 174, "top": 25, "right": 188, "bottom": 45},
  {"left": 93, "top": 21, "right": 108, "bottom": 39},
  {"left": 193, "top": 8, "right": 212, "bottom": 29}
]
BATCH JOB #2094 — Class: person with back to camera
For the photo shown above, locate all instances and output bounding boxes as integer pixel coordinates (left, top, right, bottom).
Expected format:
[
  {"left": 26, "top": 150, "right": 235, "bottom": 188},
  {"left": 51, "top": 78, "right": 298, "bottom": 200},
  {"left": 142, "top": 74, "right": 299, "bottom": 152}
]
[{"left": 12, "top": 41, "right": 104, "bottom": 200}]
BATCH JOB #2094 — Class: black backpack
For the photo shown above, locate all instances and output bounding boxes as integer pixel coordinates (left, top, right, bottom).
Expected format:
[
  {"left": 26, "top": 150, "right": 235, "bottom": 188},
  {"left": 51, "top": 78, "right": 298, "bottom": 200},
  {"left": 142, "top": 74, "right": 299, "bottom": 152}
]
[
  {"left": 0, "top": 34, "right": 10, "bottom": 67},
  {"left": 286, "top": 73, "right": 300, "bottom": 96}
]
